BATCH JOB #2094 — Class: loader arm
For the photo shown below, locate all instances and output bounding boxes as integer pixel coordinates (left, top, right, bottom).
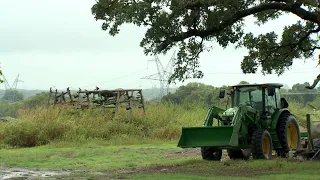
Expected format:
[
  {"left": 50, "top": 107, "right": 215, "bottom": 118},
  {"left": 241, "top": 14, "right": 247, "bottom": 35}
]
[
  {"left": 229, "top": 105, "right": 260, "bottom": 147},
  {"left": 177, "top": 105, "right": 259, "bottom": 148},
  {"left": 202, "top": 106, "right": 225, "bottom": 127}
]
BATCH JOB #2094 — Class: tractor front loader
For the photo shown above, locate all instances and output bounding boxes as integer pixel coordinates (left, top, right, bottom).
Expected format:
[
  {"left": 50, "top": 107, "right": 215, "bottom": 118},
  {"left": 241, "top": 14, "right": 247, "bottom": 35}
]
[{"left": 177, "top": 83, "right": 301, "bottom": 160}]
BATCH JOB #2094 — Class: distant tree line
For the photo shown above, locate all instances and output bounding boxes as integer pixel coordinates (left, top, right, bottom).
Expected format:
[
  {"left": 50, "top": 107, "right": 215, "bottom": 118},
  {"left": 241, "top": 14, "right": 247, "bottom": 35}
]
[
  {"left": 162, "top": 81, "right": 320, "bottom": 107},
  {"left": 1, "top": 89, "right": 24, "bottom": 102},
  {"left": 1, "top": 81, "right": 320, "bottom": 118}
]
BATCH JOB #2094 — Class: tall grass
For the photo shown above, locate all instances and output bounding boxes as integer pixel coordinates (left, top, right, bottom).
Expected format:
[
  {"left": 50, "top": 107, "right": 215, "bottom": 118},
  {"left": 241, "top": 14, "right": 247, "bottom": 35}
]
[
  {"left": 287, "top": 101, "right": 320, "bottom": 127},
  {"left": 0, "top": 100, "right": 317, "bottom": 148},
  {"left": 0, "top": 102, "right": 208, "bottom": 147}
]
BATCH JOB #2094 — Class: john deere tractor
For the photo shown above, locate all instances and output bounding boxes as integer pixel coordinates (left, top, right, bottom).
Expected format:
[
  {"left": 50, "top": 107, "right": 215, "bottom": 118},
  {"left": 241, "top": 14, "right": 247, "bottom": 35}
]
[{"left": 177, "top": 83, "right": 301, "bottom": 160}]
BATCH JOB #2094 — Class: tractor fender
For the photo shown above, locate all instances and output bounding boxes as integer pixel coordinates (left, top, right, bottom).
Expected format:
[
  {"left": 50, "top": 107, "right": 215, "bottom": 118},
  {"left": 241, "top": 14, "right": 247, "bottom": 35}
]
[{"left": 270, "top": 108, "right": 290, "bottom": 131}]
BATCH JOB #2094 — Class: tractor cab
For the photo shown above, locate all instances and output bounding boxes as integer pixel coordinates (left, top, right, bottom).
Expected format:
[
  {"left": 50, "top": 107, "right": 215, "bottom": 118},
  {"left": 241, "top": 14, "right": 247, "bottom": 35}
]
[{"left": 219, "top": 83, "right": 287, "bottom": 120}]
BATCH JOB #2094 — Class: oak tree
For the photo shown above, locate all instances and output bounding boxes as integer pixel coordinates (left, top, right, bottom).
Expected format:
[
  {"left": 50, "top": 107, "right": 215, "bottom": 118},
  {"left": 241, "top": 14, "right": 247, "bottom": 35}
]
[{"left": 91, "top": 0, "right": 320, "bottom": 85}]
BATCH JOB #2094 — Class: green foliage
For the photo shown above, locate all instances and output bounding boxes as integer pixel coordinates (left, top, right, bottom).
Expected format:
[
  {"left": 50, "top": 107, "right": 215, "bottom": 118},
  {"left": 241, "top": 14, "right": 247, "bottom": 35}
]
[
  {"left": 0, "top": 92, "right": 47, "bottom": 118},
  {"left": 238, "top": 81, "right": 250, "bottom": 85},
  {"left": 2, "top": 89, "right": 24, "bottom": 102},
  {"left": 0, "top": 101, "right": 19, "bottom": 118},
  {"left": 285, "top": 82, "right": 317, "bottom": 104},
  {"left": 162, "top": 82, "right": 226, "bottom": 108},
  {"left": 242, "top": 21, "right": 318, "bottom": 75},
  {"left": 22, "top": 92, "right": 48, "bottom": 109},
  {"left": 92, "top": 0, "right": 320, "bottom": 83}
]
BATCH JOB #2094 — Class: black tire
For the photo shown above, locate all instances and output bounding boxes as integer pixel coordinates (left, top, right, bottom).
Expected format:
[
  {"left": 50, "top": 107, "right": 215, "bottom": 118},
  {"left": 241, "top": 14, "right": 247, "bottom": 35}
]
[
  {"left": 227, "top": 149, "right": 243, "bottom": 159},
  {"left": 251, "top": 129, "right": 273, "bottom": 159},
  {"left": 227, "top": 149, "right": 251, "bottom": 160},
  {"left": 276, "top": 112, "right": 301, "bottom": 157},
  {"left": 201, "top": 147, "right": 222, "bottom": 161}
]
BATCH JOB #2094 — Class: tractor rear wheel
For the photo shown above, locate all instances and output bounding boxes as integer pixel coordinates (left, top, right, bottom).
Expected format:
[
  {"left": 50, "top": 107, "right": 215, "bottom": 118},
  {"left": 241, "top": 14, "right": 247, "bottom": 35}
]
[
  {"left": 276, "top": 113, "right": 301, "bottom": 157},
  {"left": 251, "top": 129, "right": 273, "bottom": 159},
  {"left": 201, "top": 147, "right": 222, "bottom": 161}
]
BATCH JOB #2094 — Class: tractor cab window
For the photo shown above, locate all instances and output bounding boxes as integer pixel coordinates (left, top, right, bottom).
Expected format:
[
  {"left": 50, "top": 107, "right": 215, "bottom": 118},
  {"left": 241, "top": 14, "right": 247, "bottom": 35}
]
[
  {"left": 233, "top": 86, "right": 263, "bottom": 112},
  {"left": 265, "top": 87, "right": 277, "bottom": 115}
]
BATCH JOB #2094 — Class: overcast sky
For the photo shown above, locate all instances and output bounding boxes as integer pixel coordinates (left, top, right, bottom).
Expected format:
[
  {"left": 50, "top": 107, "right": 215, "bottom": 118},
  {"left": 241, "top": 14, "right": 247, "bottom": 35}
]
[{"left": 0, "top": 0, "right": 319, "bottom": 91}]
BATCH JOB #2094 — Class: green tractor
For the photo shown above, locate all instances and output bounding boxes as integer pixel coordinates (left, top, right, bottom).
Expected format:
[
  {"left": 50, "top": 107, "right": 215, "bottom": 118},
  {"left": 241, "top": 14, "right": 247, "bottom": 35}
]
[{"left": 177, "top": 83, "right": 301, "bottom": 160}]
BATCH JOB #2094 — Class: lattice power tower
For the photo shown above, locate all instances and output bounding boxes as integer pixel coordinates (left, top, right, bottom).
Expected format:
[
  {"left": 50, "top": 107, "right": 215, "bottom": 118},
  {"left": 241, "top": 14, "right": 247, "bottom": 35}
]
[
  {"left": 2, "top": 74, "right": 23, "bottom": 102},
  {"left": 141, "top": 51, "right": 176, "bottom": 98}
]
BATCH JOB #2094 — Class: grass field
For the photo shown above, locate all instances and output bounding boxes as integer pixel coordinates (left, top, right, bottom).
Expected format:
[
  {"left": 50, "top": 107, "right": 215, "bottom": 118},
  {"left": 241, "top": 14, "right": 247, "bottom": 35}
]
[
  {"left": 0, "top": 102, "right": 319, "bottom": 179},
  {"left": 0, "top": 140, "right": 319, "bottom": 179}
]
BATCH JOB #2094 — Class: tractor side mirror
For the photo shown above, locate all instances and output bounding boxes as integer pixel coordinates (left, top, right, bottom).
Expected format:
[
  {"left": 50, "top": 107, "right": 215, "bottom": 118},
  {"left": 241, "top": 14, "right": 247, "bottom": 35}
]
[
  {"left": 219, "top": 89, "right": 225, "bottom": 99},
  {"left": 267, "top": 87, "right": 275, "bottom": 96}
]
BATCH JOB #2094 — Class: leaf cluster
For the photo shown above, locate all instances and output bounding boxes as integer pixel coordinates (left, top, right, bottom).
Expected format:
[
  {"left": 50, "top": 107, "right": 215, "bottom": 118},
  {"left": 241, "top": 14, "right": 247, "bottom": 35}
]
[{"left": 92, "top": 0, "right": 320, "bottom": 83}]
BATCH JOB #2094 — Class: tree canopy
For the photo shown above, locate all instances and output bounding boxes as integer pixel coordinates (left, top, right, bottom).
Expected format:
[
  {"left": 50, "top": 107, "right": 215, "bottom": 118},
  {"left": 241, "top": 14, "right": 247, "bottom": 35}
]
[
  {"left": 286, "top": 82, "right": 317, "bottom": 103},
  {"left": 161, "top": 82, "right": 227, "bottom": 107},
  {"left": 91, "top": 0, "right": 320, "bottom": 84}
]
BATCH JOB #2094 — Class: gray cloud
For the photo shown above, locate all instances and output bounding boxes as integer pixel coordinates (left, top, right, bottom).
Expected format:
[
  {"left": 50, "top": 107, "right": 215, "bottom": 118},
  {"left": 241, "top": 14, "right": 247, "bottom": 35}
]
[
  {"left": 0, "top": 0, "right": 146, "bottom": 53},
  {"left": 0, "top": 0, "right": 318, "bottom": 91}
]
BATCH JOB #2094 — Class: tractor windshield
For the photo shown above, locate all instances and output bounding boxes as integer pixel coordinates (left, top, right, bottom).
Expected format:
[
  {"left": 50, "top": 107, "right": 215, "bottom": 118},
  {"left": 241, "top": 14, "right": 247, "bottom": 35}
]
[{"left": 233, "top": 86, "right": 263, "bottom": 111}]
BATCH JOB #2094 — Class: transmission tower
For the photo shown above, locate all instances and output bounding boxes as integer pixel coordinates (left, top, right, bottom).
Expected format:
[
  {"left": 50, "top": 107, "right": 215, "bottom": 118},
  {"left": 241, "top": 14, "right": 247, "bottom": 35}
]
[
  {"left": 141, "top": 51, "right": 176, "bottom": 98},
  {"left": 2, "top": 74, "right": 23, "bottom": 102}
]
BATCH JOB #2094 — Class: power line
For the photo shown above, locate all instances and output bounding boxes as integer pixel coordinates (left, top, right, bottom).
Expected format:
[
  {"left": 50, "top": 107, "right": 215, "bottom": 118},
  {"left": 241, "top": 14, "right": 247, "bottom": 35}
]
[
  {"left": 282, "top": 93, "right": 320, "bottom": 95},
  {"left": 56, "top": 66, "right": 319, "bottom": 90},
  {"left": 203, "top": 67, "right": 318, "bottom": 75},
  {"left": 71, "top": 68, "right": 149, "bottom": 89}
]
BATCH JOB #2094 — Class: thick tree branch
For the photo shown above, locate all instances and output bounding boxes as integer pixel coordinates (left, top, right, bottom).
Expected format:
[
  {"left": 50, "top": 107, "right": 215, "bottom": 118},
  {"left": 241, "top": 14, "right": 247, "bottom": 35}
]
[
  {"left": 306, "top": 74, "right": 320, "bottom": 89},
  {"left": 157, "top": 2, "right": 319, "bottom": 52},
  {"left": 300, "top": 46, "right": 320, "bottom": 54},
  {"left": 269, "top": 26, "right": 320, "bottom": 52},
  {"left": 295, "top": 27, "right": 320, "bottom": 45}
]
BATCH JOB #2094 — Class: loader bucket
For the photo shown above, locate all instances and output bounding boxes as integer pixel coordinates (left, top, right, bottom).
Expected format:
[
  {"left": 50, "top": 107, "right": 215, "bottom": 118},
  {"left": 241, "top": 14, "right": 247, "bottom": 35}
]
[{"left": 177, "top": 126, "right": 234, "bottom": 148}]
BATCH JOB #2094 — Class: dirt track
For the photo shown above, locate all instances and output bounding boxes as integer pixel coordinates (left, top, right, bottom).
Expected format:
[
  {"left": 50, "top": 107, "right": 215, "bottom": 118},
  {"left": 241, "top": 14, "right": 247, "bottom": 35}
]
[
  {"left": 0, "top": 162, "right": 185, "bottom": 180},
  {"left": 0, "top": 148, "right": 200, "bottom": 179}
]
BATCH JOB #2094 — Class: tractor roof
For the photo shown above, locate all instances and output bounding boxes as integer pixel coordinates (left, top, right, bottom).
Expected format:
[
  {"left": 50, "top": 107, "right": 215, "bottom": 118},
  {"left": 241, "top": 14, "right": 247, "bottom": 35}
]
[{"left": 230, "top": 83, "right": 283, "bottom": 88}]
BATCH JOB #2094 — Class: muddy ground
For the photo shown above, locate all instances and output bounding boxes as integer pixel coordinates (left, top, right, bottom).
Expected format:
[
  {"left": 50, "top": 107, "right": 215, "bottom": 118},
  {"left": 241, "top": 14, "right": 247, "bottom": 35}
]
[
  {"left": 0, "top": 164, "right": 184, "bottom": 180},
  {"left": 0, "top": 148, "right": 200, "bottom": 180},
  {"left": 1, "top": 146, "right": 317, "bottom": 180}
]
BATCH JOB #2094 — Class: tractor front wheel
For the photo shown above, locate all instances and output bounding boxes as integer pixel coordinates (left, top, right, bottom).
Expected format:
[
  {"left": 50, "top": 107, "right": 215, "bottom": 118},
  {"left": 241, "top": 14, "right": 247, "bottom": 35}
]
[
  {"left": 251, "top": 129, "right": 273, "bottom": 159},
  {"left": 201, "top": 147, "right": 222, "bottom": 161}
]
